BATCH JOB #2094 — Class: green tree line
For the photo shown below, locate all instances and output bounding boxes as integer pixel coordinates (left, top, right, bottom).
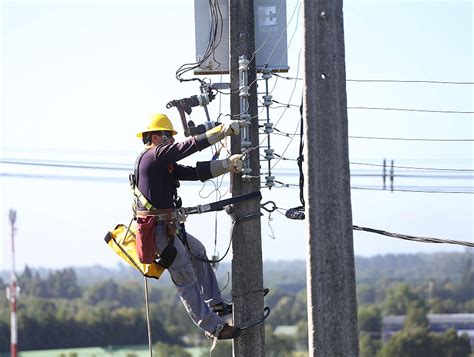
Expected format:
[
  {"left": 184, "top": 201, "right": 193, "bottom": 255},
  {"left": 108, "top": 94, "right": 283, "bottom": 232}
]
[{"left": 0, "top": 252, "right": 472, "bottom": 354}]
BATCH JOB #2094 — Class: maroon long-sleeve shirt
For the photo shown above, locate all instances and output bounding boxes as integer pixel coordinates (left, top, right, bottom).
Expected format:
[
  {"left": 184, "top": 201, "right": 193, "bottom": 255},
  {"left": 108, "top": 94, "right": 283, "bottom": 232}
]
[{"left": 136, "top": 136, "right": 213, "bottom": 209}]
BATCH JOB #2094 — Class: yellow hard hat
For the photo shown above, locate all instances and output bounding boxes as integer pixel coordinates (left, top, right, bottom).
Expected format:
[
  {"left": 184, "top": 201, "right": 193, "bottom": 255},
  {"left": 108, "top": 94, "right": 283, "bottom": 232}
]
[{"left": 136, "top": 113, "right": 178, "bottom": 138}]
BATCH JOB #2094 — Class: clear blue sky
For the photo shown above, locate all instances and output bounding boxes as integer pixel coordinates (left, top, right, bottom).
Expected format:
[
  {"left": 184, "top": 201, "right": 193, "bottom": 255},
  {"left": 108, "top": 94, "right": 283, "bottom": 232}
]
[{"left": 1, "top": 0, "right": 472, "bottom": 270}]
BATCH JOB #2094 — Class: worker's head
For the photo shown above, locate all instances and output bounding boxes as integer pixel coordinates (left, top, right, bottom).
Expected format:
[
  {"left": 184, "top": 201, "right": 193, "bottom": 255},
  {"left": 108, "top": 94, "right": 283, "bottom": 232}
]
[{"left": 137, "top": 113, "right": 177, "bottom": 145}]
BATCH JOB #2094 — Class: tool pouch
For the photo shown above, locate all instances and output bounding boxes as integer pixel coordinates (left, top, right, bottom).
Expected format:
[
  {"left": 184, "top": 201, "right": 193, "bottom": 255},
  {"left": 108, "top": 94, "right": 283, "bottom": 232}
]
[{"left": 136, "top": 215, "right": 157, "bottom": 264}]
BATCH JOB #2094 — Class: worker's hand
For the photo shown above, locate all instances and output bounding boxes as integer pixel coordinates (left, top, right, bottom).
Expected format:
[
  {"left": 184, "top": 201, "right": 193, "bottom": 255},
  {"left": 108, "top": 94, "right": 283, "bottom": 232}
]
[
  {"left": 228, "top": 154, "right": 244, "bottom": 173},
  {"left": 223, "top": 122, "right": 240, "bottom": 136}
]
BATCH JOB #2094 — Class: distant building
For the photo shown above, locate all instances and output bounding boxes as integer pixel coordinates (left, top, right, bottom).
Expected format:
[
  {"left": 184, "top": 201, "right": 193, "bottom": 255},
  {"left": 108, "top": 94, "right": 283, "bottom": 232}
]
[
  {"left": 274, "top": 325, "right": 299, "bottom": 337},
  {"left": 383, "top": 313, "right": 474, "bottom": 348}
]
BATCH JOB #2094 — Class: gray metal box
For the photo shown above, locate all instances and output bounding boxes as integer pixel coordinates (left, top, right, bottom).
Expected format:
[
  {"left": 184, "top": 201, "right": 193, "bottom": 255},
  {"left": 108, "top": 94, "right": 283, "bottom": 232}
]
[{"left": 194, "top": 0, "right": 289, "bottom": 74}]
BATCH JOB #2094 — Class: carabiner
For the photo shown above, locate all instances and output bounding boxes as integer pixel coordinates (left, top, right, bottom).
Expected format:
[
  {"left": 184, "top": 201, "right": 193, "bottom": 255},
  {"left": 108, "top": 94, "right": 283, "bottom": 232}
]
[{"left": 260, "top": 201, "right": 277, "bottom": 213}]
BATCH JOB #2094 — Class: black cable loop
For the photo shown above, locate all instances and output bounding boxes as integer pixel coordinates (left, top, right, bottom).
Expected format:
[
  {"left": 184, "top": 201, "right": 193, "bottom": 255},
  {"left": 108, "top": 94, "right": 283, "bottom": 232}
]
[{"left": 239, "top": 307, "right": 271, "bottom": 331}]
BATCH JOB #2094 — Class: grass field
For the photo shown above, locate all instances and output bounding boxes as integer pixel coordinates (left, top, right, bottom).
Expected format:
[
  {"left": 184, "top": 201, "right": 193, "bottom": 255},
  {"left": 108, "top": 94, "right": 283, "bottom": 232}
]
[{"left": 0, "top": 345, "right": 204, "bottom": 357}]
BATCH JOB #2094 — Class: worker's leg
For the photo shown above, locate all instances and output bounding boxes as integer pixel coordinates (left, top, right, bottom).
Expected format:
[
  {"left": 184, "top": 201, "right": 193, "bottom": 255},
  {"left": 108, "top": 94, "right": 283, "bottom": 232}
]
[
  {"left": 184, "top": 232, "right": 224, "bottom": 307},
  {"left": 154, "top": 223, "right": 224, "bottom": 334}
]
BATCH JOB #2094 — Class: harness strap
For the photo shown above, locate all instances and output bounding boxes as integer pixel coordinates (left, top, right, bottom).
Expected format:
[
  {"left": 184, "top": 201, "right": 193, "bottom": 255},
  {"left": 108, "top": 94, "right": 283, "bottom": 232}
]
[
  {"left": 134, "top": 186, "right": 156, "bottom": 211},
  {"left": 132, "top": 149, "right": 157, "bottom": 212},
  {"left": 183, "top": 191, "right": 262, "bottom": 215}
]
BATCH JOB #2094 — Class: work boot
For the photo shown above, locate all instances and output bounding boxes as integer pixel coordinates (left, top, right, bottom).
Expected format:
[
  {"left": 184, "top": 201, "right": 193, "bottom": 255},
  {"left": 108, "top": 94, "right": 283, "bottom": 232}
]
[
  {"left": 211, "top": 302, "right": 233, "bottom": 317},
  {"left": 216, "top": 324, "right": 241, "bottom": 340}
]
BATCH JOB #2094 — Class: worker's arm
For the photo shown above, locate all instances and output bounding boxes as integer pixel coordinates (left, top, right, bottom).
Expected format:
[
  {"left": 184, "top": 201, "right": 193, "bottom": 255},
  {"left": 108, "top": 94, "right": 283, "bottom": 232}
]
[
  {"left": 195, "top": 155, "right": 244, "bottom": 181},
  {"left": 155, "top": 122, "right": 239, "bottom": 162},
  {"left": 194, "top": 122, "right": 240, "bottom": 151}
]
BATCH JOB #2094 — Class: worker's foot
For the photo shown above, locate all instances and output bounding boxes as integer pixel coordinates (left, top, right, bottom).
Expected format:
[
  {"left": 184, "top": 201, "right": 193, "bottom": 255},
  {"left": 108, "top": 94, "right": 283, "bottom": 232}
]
[
  {"left": 216, "top": 324, "right": 241, "bottom": 340},
  {"left": 212, "top": 302, "right": 233, "bottom": 317}
]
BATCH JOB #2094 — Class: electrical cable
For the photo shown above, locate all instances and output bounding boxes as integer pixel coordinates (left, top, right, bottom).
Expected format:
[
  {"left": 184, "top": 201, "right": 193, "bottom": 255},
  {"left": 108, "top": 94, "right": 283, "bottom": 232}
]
[
  {"left": 272, "top": 74, "right": 474, "bottom": 85},
  {"left": 349, "top": 136, "right": 474, "bottom": 142},
  {"left": 175, "top": 0, "right": 224, "bottom": 82},
  {"left": 0, "top": 158, "right": 131, "bottom": 171},
  {"left": 351, "top": 186, "right": 473, "bottom": 194},
  {"left": 347, "top": 79, "right": 474, "bottom": 85},
  {"left": 348, "top": 106, "right": 474, "bottom": 114},
  {"left": 353, "top": 225, "right": 474, "bottom": 248},
  {"left": 267, "top": 0, "right": 302, "bottom": 94},
  {"left": 350, "top": 162, "right": 474, "bottom": 172},
  {"left": 267, "top": 180, "right": 474, "bottom": 194},
  {"left": 266, "top": 103, "right": 474, "bottom": 114},
  {"left": 211, "top": 0, "right": 296, "bottom": 97},
  {"left": 0, "top": 172, "right": 125, "bottom": 182}
]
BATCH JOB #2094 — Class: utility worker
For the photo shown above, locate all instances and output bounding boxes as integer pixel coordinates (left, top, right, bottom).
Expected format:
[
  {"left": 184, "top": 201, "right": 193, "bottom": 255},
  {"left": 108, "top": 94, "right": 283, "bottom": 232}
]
[{"left": 135, "top": 113, "right": 243, "bottom": 340}]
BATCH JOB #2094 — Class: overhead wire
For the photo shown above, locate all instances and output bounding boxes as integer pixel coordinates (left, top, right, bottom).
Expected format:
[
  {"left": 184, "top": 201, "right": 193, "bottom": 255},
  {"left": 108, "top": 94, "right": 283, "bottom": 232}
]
[
  {"left": 267, "top": 0, "right": 302, "bottom": 94},
  {"left": 350, "top": 162, "right": 474, "bottom": 172},
  {"left": 347, "top": 79, "right": 474, "bottom": 85},
  {"left": 268, "top": 181, "right": 474, "bottom": 194},
  {"left": 349, "top": 136, "right": 474, "bottom": 142},
  {"left": 353, "top": 225, "right": 474, "bottom": 248},
  {"left": 272, "top": 74, "right": 474, "bottom": 86},
  {"left": 3, "top": 157, "right": 473, "bottom": 174},
  {"left": 348, "top": 106, "right": 474, "bottom": 114}
]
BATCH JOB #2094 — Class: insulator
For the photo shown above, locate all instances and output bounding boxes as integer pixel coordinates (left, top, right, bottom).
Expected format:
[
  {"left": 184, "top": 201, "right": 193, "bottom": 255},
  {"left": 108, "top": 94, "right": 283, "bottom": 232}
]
[
  {"left": 211, "top": 254, "right": 219, "bottom": 269},
  {"left": 239, "top": 57, "right": 250, "bottom": 69},
  {"left": 264, "top": 122, "right": 273, "bottom": 134},
  {"left": 264, "top": 148, "right": 274, "bottom": 160},
  {"left": 241, "top": 139, "right": 252, "bottom": 147},
  {"left": 265, "top": 175, "right": 275, "bottom": 188},
  {"left": 263, "top": 95, "right": 273, "bottom": 107},
  {"left": 239, "top": 86, "right": 249, "bottom": 97}
]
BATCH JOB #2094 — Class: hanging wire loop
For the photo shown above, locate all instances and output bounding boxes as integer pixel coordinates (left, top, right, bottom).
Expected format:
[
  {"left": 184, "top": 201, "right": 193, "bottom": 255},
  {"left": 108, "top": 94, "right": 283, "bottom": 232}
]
[{"left": 260, "top": 201, "right": 277, "bottom": 212}]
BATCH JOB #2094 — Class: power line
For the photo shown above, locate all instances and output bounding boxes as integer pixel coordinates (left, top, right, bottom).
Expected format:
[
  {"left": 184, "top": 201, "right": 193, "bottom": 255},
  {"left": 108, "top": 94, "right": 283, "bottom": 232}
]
[
  {"left": 349, "top": 135, "right": 474, "bottom": 142},
  {"left": 0, "top": 158, "right": 131, "bottom": 171},
  {"left": 4, "top": 157, "right": 473, "bottom": 176},
  {"left": 353, "top": 225, "right": 474, "bottom": 248},
  {"left": 0, "top": 172, "right": 125, "bottom": 182},
  {"left": 269, "top": 74, "right": 474, "bottom": 86},
  {"left": 3, "top": 171, "right": 472, "bottom": 194},
  {"left": 351, "top": 186, "right": 474, "bottom": 194},
  {"left": 264, "top": 103, "right": 474, "bottom": 115},
  {"left": 269, "top": 180, "right": 473, "bottom": 194},
  {"left": 348, "top": 106, "right": 474, "bottom": 114},
  {"left": 350, "top": 162, "right": 474, "bottom": 172},
  {"left": 268, "top": 180, "right": 474, "bottom": 194},
  {"left": 262, "top": 130, "right": 474, "bottom": 143},
  {"left": 347, "top": 79, "right": 474, "bottom": 85}
]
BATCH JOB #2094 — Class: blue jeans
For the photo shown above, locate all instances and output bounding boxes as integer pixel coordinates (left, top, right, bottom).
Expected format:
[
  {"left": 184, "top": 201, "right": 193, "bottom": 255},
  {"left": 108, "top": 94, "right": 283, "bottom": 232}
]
[{"left": 154, "top": 223, "right": 225, "bottom": 334}]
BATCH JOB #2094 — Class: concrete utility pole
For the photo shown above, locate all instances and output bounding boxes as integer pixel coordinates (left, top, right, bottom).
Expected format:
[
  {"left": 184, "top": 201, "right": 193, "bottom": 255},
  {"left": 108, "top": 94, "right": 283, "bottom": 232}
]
[
  {"left": 229, "top": 0, "right": 265, "bottom": 356},
  {"left": 303, "top": 0, "right": 359, "bottom": 356}
]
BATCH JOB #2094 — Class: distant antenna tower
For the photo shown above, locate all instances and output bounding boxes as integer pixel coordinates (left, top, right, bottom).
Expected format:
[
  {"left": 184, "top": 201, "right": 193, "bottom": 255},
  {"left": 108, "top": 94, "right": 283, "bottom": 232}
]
[{"left": 6, "top": 209, "right": 19, "bottom": 357}]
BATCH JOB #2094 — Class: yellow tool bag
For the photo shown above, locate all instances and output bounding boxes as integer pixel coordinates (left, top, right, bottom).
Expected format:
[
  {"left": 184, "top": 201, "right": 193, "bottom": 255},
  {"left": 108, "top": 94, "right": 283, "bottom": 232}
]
[{"left": 104, "top": 221, "right": 165, "bottom": 279}]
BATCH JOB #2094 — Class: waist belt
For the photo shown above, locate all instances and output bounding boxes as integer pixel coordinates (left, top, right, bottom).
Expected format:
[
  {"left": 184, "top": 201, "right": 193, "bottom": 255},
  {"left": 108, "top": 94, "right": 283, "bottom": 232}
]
[{"left": 137, "top": 209, "right": 177, "bottom": 221}]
